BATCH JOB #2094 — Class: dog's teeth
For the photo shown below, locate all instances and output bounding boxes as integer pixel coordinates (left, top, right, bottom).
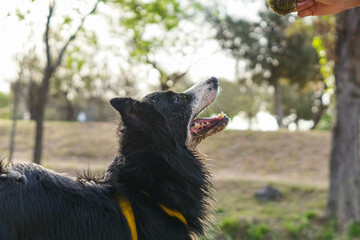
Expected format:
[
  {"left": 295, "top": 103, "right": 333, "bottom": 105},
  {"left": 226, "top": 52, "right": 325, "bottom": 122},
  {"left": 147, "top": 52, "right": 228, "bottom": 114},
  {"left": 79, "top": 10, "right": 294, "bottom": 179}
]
[
  {"left": 194, "top": 123, "right": 200, "bottom": 128},
  {"left": 220, "top": 111, "right": 225, "bottom": 118},
  {"left": 206, "top": 122, "right": 210, "bottom": 126}
]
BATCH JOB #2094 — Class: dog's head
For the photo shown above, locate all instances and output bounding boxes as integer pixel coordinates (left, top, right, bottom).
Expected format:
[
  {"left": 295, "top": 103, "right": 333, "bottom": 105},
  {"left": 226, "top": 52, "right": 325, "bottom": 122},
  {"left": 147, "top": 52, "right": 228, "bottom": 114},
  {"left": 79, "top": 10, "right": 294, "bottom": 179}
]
[{"left": 110, "top": 77, "right": 229, "bottom": 151}]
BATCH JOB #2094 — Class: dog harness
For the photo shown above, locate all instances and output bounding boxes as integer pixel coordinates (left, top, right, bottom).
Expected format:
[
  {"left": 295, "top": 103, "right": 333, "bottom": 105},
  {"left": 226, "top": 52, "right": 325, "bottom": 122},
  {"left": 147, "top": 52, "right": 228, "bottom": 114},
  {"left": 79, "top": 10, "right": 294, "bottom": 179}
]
[{"left": 116, "top": 194, "right": 188, "bottom": 240}]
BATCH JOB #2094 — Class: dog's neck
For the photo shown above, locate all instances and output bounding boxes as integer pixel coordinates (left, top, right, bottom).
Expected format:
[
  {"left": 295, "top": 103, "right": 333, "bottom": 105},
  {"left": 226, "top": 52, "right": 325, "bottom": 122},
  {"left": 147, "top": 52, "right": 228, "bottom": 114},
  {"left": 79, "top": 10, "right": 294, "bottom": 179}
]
[{"left": 106, "top": 148, "right": 212, "bottom": 235}]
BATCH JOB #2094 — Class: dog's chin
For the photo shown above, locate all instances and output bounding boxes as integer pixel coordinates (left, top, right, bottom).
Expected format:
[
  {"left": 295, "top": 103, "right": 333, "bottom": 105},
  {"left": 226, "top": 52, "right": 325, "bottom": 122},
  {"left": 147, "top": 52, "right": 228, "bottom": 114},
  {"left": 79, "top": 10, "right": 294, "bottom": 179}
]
[{"left": 186, "top": 112, "right": 229, "bottom": 150}]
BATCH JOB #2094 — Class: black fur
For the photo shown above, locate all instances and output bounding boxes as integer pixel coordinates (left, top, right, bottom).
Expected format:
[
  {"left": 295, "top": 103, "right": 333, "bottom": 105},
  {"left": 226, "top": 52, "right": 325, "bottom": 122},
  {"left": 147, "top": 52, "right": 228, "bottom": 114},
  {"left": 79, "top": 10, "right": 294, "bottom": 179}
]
[{"left": 0, "top": 90, "right": 213, "bottom": 240}]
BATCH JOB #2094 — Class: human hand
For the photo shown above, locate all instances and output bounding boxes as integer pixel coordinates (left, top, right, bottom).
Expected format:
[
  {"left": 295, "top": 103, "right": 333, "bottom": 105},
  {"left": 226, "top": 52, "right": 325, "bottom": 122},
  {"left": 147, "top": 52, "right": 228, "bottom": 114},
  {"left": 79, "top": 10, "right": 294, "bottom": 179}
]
[{"left": 296, "top": 0, "right": 360, "bottom": 17}]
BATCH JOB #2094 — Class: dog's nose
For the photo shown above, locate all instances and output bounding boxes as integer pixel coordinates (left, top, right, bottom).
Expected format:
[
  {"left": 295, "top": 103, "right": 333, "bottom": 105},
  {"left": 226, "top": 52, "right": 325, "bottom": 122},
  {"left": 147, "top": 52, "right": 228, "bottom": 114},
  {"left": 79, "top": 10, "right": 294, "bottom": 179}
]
[{"left": 206, "top": 77, "right": 218, "bottom": 90}]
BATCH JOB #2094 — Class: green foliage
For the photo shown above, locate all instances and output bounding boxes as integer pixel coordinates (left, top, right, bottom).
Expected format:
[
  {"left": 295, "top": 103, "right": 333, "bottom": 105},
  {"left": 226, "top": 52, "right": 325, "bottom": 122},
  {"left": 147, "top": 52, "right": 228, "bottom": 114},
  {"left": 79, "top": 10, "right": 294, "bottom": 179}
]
[
  {"left": 63, "top": 16, "right": 73, "bottom": 25},
  {"left": 113, "top": 0, "right": 187, "bottom": 60},
  {"left": 16, "top": 9, "right": 25, "bottom": 20},
  {"left": 348, "top": 222, "right": 360, "bottom": 238},
  {"left": 319, "top": 229, "right": 335, "bottom": 240},
  {"left": 218, "top": 216, "right": 340, "bottom": 240},
  {"left": 10, "top": 0, "right": 192, "bottom": 121},
  {"left": 220, "top": 217, "right": 245, "bottom": 237},
  {"left": 280, "top": 82, "right": 320, "bottom": 122},
  {"left": 282, "top": 20, "right": 321, "bottom": 87},
  {"left": 317, "top": 219, "right": 337, "bottom": 240},
  {"left": 210, "top": 8, "right": 322, "bottom": 124},
  {"left": 312, "top": 36, "right": 335, "bottom": 93},
  {"left": 281, "top": 212, "right": 338, "bottom": 240},
  {"left": 315, "top": 112, "right": 332, "bottom": 131},
  {"left": 212, "top": 11, "right": 319, "bottom": 86},
  {"left": 248, "top": 223, "right": 271, "bottom": 240},
  {"left": 304, "top": 211, "right": 317, "bottom": 220},
  {"left": 281, "top": 212, "right": 324, "bottom": 239},
  {"left": 282, "top": 219, "right": 306, "bottom": 238},
  {"left": 52, "top": 40, "right": 112, "bottom": 121},
  {"left": 53, "top": 32, "right": 111, "bottom": 96},
  {"left": 218, "top": 218, "right": 272, "bottom": 240}
]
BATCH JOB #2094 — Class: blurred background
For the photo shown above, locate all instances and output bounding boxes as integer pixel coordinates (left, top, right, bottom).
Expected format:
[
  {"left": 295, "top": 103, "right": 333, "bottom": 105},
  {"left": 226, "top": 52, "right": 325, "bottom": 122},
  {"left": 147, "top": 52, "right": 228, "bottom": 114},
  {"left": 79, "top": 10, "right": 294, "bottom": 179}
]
[{"left": 0, "top": 0, "right": 359, "bottom": 239}]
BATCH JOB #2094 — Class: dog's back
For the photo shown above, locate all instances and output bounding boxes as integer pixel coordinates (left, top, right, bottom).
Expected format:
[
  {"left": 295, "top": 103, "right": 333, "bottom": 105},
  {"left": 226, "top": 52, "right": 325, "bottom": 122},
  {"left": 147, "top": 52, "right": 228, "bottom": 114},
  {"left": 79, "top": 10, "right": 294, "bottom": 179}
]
[
  {"left": 0, "top": 162, "right": 193, "bottom": 240},
  {"left": 0, "top": 163, "right": 129, "bottom": 240}
]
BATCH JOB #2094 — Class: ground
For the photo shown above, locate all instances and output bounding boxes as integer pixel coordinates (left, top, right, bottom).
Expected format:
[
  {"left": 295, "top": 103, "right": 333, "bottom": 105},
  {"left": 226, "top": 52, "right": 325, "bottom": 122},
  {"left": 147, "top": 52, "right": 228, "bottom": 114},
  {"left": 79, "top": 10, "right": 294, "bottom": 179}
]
[{"left": 1, "top": 120, "right": 352, "bottom": 239}]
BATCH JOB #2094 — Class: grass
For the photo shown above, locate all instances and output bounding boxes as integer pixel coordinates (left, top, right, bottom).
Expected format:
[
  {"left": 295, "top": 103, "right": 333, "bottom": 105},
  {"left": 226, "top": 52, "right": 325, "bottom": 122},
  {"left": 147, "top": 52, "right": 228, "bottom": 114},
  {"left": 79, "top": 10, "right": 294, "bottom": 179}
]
[
  {"left": 214, "top": 180, "right": 326, "bottom": 221},
  {"left": 0, "top": 119, "right": 342, "bottom": 239},
  {"left": 209, "top": 180, "right": 334, "bottom": 239}
]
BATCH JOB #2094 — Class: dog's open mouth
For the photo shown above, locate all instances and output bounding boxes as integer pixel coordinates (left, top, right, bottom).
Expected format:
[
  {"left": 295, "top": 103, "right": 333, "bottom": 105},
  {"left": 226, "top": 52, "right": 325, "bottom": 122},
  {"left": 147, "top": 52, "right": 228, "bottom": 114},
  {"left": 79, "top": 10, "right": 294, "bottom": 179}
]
[{"left": 190, "top": 111, "right": 229, "bottom": 135}]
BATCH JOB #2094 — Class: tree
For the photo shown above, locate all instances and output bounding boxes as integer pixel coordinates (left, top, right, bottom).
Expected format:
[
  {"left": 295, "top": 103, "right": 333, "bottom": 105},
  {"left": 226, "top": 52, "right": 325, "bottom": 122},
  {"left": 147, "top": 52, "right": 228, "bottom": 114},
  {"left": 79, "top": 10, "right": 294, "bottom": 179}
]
[
  {"left": 146, "top": 57, "right": 189, "bottom": 91},
  {"left": 210, "top": 8, "right": 319, "bottom": 127},
  {"left": 33, "top": 0, "right": 101, "bottom": 164},
  {"left": 109, "top": 0, "right": 201, "bottom": 91},
  {"left": 52, "top": 36, "right": 111, "bottom": 121},
  {"left": 30, "top": 0, "right": 192, "bottom": 163},
  {"left": 327, "top": 8, "right": 360, "bottom": 232},
  {"left": 6, "top": 0, "right": 194, "bottom": 163},
  {"left": 280, "top": 80, "right": 325, "bottom": 127},
  {"left": 205, "top": 79, "right": 271, "bottom": 128},
  {"left": 17, "top": 48, "right": 43, "bottom": 121}
]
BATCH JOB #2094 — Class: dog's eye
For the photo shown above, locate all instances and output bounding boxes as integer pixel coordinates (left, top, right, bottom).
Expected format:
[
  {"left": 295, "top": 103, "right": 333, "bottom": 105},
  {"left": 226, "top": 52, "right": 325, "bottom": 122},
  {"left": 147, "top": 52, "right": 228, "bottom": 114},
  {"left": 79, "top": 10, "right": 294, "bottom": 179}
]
[{"left": 174, "top": 96, "right": 180, "bottom": 103}]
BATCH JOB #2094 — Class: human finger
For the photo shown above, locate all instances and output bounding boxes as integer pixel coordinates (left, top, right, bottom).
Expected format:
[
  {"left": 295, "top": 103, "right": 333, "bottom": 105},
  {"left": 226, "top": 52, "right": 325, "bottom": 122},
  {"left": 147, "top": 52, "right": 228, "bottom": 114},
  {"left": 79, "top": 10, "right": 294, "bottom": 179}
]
[
  {"left": 297, "top": 5, "right": 316, "bottom": 17},
  {"left": 294, "top": 0, "right": 313, "bottom": 12}
]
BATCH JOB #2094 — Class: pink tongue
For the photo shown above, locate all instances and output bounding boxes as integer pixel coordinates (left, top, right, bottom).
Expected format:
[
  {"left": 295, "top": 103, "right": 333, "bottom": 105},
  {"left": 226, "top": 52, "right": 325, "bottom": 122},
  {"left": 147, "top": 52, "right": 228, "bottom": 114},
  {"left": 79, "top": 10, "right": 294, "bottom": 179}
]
[
  {"left": 191, "top": 127, "right": 199, "bottom": 133},
  {"left": 190, "top": 117, "right": 217, "bottom": 133},
  {"left": 190, "top": 113, "right": 227, "bottom": 133}
]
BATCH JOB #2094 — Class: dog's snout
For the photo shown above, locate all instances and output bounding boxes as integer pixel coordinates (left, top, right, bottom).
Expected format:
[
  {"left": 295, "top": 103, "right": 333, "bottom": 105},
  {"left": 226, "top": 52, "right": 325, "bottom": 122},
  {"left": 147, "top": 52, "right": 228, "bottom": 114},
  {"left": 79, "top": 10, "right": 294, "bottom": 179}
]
[{"left": 206, "top": 77, "right": 218, "bottom": 90}]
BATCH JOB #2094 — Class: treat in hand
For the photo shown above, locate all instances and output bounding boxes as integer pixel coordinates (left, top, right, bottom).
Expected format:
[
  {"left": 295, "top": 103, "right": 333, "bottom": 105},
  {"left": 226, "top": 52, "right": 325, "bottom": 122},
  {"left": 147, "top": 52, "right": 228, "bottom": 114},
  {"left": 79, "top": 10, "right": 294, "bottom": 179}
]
[{"left": 267, "top": 0, "right": 297, "bottom": 15}]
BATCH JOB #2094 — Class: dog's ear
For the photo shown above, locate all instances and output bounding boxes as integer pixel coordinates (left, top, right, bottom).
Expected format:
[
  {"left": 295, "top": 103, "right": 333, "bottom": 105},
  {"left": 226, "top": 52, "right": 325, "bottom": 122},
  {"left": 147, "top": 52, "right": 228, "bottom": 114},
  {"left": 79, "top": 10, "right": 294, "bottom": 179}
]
[{"left": 110, "top": 97, "right": 164, "bottom": 129}]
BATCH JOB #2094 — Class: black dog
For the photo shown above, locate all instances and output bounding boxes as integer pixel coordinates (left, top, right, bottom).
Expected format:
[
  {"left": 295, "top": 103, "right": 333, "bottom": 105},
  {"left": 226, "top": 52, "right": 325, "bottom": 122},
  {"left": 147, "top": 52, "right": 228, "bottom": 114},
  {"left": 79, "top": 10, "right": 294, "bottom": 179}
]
[{"left": 0, "top": 77, "right": 229, "bottom": 240}]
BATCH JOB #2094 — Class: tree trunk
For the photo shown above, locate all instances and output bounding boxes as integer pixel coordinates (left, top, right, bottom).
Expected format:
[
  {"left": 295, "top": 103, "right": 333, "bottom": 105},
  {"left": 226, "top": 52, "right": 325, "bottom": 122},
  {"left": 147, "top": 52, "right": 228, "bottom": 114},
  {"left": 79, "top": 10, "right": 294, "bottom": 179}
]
[
  {"left": 33, "top": 67, "right": 52, "bottom": 164},
  {"left": 273, "top": 80, "right": 284, "bottom": 128},
  {"left": 327, "top": 8, "right": 360, "bottom": 232},
  {"left": 32, "top": 0, "right": 99, "bottom": 164},
  {"left": 8, "top": 81, "right": 21, "bottom": 163},
  {"left": 161, "top": 81, "right": 169, "bottom": 91},
  {"left": 27, "top": 80, "right": 39, "bottom": 121},
  {"left": 64, "top": 92, "right": 75, "bottom": 121},
  {"left": 160, "top": 73, "right": 170, "bottom": 91},
  {"left": 311, "top": 102, "right": 328, "bottom": 130}
]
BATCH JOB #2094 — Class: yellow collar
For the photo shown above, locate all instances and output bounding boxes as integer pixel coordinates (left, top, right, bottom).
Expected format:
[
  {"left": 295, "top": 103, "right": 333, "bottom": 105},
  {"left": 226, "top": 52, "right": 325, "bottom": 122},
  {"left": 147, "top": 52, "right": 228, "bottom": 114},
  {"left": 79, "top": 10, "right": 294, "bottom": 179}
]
[{"left": 116, "top": 194, "right": 188, "bottom": 240}]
